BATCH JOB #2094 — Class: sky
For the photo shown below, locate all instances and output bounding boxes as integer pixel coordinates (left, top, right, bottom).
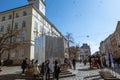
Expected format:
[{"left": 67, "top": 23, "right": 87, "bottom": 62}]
[{"left": 0, "top": 0, "right": 120, "bottom": 54}]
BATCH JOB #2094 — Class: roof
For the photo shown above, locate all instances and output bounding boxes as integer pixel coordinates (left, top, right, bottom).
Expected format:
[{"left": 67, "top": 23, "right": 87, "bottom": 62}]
[{"left": 0, "top": 4, "right": 33, "bottom": 14}]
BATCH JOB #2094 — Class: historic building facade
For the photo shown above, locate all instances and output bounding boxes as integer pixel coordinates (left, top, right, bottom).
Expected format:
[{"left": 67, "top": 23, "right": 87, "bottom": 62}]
[
  {"left": 99, "top": 21, "right": 120, "bottom": 60},
  {"left": 79, "top": 43, "right": 91, "bottom": 61},
  {"left": 0, "top": 0, "right": 66, "bottom": 64}
]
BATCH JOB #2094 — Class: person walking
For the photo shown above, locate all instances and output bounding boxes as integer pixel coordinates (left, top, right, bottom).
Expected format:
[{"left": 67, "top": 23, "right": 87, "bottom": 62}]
[
  {"left": 72, "top": 58, "right": 76, "bottom": 70},
  {"left": 45, "top": 60, "right": 50, "bottom": 80},
  {"left": 97, "top": 56, "right": 102, "bottom": 68},
  {"left": 54, "top": 60, "right": 61, "bottom": 80},
  {"left": 33, "top": 60, "right": 40, "bottom": 78},
  {"left": 21, "top": 58, "right": 28, "bottom": 74},
  {"left": 49, "top": 61, "right": 55, "bottom": 79},
  {"left": 89, "top": 56, "right": 92, "bottom": 68},
  {"left": 41, "top": 62, "right": 45, "bottom": 80},
  {"left": 67, "top": 59, "right": 72, "bottom": 69}
]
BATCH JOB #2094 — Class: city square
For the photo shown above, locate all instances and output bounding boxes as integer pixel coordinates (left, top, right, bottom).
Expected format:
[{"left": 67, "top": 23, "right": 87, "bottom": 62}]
[{"left": 0, "top": 0, "right": 120, "bottom": 80}]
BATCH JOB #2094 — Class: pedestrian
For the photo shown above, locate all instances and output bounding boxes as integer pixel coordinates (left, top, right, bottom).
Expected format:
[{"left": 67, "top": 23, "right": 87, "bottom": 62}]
[
  {"left": 89, "top": 56, "right": 92, "bottom": 68},
  {"left": 67, "top": 59, "right": 72, "bottom": 69},
  {"left": 103, "top": 57, "right": 107, "bottom": 67},
  {"left": 116, "top": 58, "right": 120, "bottom": 67},
  {"left": 45, "top": 60, "right": 50, "bottom": 80},
  {"left": 49, "top": 61, "right": 55, "bottom": 79},
  {"left": 93, "top": 58, "right": 99, "bottom": 68},
  {"left": 118, "top": 57, "right": 120, "bottom": 67},
  {"left": 31, "top": 59, "right": 34, "bottom": 66},
  {"left": 54, "top": 60, "right": 61, "bottom": 80},
  {"left": 41, "top": 62, "right": 45, "bottom": 80},
  {"left": 1, "top": 59, "right": 3, "bottom": 66},
  {"left": 72, "top": 58, "right": 76, "bottom": 70},
  {"left": 98, "top": 56, "right": 102, "bottom": 68},
  {"left": 64, "top": 58, "right": 67, "bottom": 64},
  {"left": 33, "top": 60, "right": 40, "bottom": 78},
  {"left": 80, "top": 59, "right": 82, "bottom": 64},
  {"left": 21, "top": 58, "right": 28, "bottom": 74}
]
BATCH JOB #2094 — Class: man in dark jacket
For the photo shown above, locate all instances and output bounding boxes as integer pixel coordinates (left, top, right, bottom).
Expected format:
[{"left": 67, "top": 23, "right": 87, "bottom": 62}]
[
  {"left": 89, "top": 56, "right": 92, "bottom": 68},
  {"left": 21, "top": 58, "right": 28, "bottom": 74},
  {"left": 41, "top": 62, "right": 45, "bottom": 79},
  {"left": 72, "top": 58, "right": 76, "bottom": 70}
]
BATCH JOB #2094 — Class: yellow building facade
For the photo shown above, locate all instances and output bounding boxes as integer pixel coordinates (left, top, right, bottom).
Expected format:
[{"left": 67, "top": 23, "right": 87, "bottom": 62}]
[
  {"left": 100, "top": 21, "right": 120, "bottom": 60},
  {"left": 0, "top": 0, "right": 64, "bottom": 65}
]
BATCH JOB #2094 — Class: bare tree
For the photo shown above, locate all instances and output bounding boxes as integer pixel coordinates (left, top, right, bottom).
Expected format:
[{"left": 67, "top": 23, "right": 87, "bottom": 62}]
[
  {"left": 0, "top": 29, "right": 24, "bottom": 65},
  {"left": 65, "top": 32, "right": 74, "bottom": 58},
  {"left": 69, "top": 46, "right": 79, "bottom": 58}
]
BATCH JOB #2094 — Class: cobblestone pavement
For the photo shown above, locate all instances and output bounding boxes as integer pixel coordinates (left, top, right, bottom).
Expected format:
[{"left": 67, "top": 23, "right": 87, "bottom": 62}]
[
  {"left": 60, "top": 63, "right": 103, "bottom": 80},
  {"left": 104, "top": 65, "right": 120, "bottom": 79},
  {"left": 0, "top": 63, "right": 103, "bottom": 80}
]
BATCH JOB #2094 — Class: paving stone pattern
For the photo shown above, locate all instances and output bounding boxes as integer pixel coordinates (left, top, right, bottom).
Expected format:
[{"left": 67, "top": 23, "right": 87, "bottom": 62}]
[{"left": 0, "top": 63, "right": 104, "bottom": 80}]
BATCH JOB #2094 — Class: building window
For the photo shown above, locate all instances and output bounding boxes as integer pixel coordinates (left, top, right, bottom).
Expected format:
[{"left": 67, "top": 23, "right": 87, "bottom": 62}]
[
  {"left": 40, "top": 25, "right": 43, "bottom": 32},
  {"left": 10, "top": 52, "right": 15, "bottom": 59},
  {"left": 19, "top": 49, "right": 24, "bottom": 59},
  {"left": 21, "top": 31, "right": 26, "bottom": 41},
  {"left": 8, "top": 15, "right": 12, "bottom": 20},
  {"left": 22, "top": 21, "right": 26, "bottom": 28},
  {"left": 45, "top": 21, "right": 48, "bottom": 26},
  {"left": 12, "top": 36, "right": 16, "bottom": 42},
  {"left": 34, "top": 32, "right": 37, "bottom": 39},
  {"left": 2, "top": 16, "right": 5, "bottom": 21},
  {"left": 7, "top": 24, "right": 10, "bottom": 31},
  {"left": 15, "top": 13, "right": 19, "bottom": 18},
  {"left": 40, "top": 17, "right": 43, "bottom": 22},
  {"left": 14, "top": 22, "right": 18, "bottom": 29},
  {"left": 44, "top": 28, "right": 47, "bottom": 34},
  {"left": 0, "top": 26, "right": 4, "bottom": 32},
  {"left": 34, "top": 21, "right": 38, "bottom": 30},
  {"left": 23, "top": 11, "right": 27, "bottom": 16},
  {"left": 35, "top": 12, "right": 38, "bottom": 18}
]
